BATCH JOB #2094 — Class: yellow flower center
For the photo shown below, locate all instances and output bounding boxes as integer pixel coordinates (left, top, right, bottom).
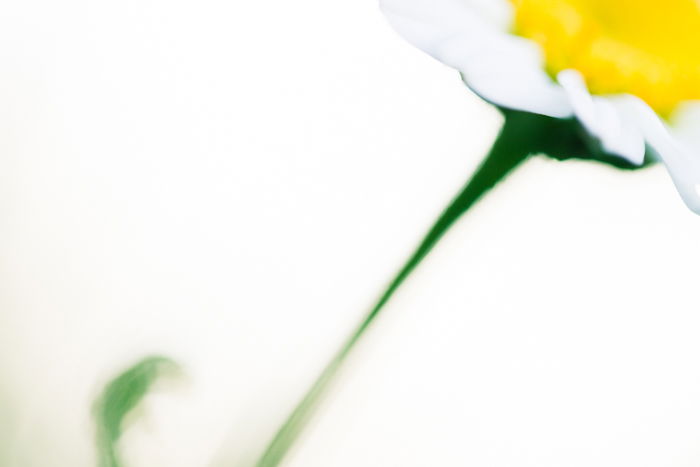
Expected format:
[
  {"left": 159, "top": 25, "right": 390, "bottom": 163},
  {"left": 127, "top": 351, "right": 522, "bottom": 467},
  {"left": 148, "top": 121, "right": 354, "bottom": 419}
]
[{"left": 509, "top": 0, "right": 700, "bottom": 116}]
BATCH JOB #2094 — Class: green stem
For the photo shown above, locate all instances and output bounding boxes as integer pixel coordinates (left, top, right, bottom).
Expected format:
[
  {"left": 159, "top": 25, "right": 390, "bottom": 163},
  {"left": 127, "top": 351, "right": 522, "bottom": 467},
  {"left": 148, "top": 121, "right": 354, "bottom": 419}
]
[{"left": 255, "top": 110, "right": 552, "bottom": 467}]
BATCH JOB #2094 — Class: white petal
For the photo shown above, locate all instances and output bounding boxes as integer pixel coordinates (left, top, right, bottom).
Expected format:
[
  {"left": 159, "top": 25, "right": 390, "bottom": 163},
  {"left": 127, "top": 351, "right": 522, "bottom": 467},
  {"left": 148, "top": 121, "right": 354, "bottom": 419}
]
[
  {"left": 614, "top": 97, "right": 700, "bottom": 214},
  {"left": 669, "top": 102, "right": 700, "bottom": 156},
  {"left": 380, "top": 0, "right": 573, "bottom": 118},
  {"left": 558, "top": 70, "right": 645, "bottom": 165}
]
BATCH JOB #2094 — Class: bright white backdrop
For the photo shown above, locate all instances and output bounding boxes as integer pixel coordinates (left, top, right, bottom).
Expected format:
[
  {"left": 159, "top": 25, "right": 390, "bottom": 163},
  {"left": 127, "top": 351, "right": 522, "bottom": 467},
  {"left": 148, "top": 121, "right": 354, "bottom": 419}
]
[{"left": 1, "top": 1, "right": 700, "bottom": 466}]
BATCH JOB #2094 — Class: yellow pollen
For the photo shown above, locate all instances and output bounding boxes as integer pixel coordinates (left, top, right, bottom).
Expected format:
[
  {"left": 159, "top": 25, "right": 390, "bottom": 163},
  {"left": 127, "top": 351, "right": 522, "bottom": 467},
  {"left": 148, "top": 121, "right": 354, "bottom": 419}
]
[{"left": 509, "top": 0, "right": 700, "bottom": 116}]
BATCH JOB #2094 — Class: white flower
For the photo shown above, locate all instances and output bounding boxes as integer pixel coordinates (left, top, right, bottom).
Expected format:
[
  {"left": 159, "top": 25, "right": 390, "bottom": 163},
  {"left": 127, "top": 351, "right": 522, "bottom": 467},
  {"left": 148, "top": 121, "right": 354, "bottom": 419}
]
[{"left": 380, "top": 0, "right": 700, "bottom": 213}]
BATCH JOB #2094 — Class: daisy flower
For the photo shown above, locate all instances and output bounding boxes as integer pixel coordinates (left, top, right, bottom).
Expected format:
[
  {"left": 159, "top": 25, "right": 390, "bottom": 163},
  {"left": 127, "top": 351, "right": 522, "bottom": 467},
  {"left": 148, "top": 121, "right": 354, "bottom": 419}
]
[{"left": 380, "top": 0, "right": 700, "bottom": 213}]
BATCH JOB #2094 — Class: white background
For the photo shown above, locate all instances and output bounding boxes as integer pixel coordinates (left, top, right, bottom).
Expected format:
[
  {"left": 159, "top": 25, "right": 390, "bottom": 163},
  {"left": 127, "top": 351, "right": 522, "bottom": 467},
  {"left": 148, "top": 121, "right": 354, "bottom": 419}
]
[{"left": 1, "top": 1, "right": 700, "bottom": 466}]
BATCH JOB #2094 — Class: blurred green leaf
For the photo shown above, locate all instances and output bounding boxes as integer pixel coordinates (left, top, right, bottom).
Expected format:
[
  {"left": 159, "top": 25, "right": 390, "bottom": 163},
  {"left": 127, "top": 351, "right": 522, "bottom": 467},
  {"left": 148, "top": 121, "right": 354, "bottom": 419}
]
[{"left": 93, "top": 356, "right": 180, "bottom": 467}]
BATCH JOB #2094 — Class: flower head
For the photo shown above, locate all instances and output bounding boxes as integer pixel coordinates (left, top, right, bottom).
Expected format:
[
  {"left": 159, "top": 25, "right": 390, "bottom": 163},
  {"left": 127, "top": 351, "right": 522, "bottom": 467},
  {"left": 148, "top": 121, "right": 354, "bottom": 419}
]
[
  {"left": 513, "top": 0, "right": 700, "bottom": 116},
  {"left": 380, "top": 0, "right": 700, "bottom": 213}
]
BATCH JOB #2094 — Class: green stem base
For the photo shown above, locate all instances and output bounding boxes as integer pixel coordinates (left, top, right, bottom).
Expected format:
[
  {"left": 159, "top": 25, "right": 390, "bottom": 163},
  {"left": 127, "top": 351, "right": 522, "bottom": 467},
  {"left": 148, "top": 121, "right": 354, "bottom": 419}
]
[{"left": 255, "top": 109, "right": 578, "bottom": 467}]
